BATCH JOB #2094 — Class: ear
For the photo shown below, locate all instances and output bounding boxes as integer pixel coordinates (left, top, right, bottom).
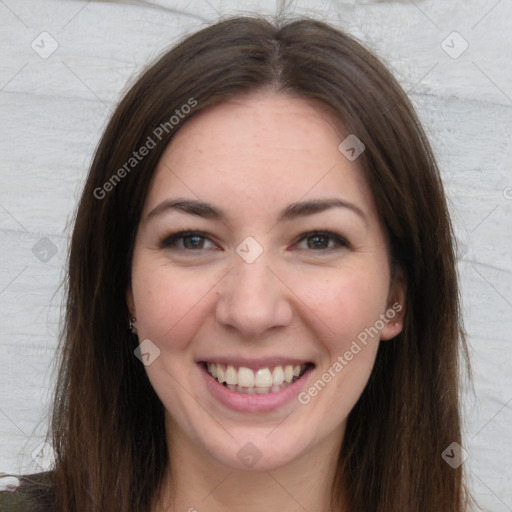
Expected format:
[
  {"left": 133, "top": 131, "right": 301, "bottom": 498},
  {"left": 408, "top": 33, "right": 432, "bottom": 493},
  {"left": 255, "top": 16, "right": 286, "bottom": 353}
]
[
  {"left": 126, "top": 286, "right": 136, "bottom": 318},
  {"left": 380, "top": 267, "right": 406, "bottom": 341}
]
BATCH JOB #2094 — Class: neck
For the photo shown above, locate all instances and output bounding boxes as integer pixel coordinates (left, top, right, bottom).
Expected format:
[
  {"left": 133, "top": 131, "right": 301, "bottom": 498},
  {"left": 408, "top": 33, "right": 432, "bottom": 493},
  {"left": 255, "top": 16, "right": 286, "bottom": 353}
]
[{"left": 153, "top": 415, "right": 346, "bottom": 512}]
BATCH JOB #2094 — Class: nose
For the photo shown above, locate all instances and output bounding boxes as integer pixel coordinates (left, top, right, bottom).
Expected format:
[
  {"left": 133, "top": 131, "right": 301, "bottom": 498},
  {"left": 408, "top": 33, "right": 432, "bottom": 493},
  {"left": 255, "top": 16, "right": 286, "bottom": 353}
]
[{"left": 215, "top": 254, "right": 293, "bottom": 339}]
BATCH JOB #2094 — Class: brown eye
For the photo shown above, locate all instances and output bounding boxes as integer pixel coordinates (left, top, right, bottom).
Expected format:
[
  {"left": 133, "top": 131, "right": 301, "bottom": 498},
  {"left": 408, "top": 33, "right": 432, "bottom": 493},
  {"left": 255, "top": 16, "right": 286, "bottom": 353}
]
[
  {"left": 295, "top": 231, "right": 349, "bottom": 251},
  {"left": 160, "top": 230, "right": 216, "bottom": 251}
]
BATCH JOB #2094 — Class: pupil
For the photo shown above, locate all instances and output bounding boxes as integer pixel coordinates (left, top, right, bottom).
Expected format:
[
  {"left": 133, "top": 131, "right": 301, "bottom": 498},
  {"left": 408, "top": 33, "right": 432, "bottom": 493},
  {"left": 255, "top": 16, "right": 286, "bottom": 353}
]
[
  {"left": 185, "top": 236, "right": 202, "bottom": 249},
  {"left": 310, "top": 235, "right": 327, "bottom": 249}
]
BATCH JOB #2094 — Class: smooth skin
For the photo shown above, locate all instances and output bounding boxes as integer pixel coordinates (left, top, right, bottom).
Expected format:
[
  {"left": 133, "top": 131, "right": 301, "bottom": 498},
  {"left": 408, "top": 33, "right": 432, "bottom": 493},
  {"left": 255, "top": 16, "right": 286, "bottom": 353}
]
[{"left": 127, "top": 91, "right": 405, "bottom": 512}]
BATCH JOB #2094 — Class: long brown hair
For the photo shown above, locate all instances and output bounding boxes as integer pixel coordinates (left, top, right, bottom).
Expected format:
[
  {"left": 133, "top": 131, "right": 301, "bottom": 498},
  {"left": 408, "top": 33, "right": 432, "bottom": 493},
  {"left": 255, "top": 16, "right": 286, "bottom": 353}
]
[{"left": 45, "top": 15, "right": 475, "bottom": 512}]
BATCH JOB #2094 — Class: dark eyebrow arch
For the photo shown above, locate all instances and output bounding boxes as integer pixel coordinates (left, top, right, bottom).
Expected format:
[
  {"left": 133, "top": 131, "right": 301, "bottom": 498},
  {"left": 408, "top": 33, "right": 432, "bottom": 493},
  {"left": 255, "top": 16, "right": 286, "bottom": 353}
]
[
  {"left": 145, "top": 197, "right": 367, "bottom": 225},
  {"left": 278, "top": 198, "right": 367, "bottom": 224},
  {"left": 146, "top": 199, "right": 223, "bottom": 222}
]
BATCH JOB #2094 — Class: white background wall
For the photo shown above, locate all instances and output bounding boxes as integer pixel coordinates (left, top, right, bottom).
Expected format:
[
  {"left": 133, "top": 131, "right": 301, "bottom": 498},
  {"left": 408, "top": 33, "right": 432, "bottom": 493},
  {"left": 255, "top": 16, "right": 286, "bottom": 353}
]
[{"left": 0, "top": 0, "right": 511, "bottom": 510}]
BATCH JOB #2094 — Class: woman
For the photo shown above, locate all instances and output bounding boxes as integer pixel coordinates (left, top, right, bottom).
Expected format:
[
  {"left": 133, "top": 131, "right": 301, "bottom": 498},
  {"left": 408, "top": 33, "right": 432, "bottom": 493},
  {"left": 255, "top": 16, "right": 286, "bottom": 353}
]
[{"left": 0, "top": 15, "right": 474, "bottom": 512}]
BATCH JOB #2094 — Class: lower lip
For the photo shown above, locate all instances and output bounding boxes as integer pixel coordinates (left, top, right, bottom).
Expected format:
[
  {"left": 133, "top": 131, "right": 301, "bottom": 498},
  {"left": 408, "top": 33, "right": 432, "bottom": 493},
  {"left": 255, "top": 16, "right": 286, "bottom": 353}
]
[{"left": 199, "top": 363, "right": 314, "bottom": 413}]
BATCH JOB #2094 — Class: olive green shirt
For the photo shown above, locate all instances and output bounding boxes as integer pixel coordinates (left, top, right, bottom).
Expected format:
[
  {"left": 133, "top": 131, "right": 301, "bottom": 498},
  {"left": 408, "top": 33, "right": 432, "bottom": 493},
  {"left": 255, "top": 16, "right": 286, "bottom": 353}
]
[{"left": 0, "top": 471, "right": 54, "bottom": 512}]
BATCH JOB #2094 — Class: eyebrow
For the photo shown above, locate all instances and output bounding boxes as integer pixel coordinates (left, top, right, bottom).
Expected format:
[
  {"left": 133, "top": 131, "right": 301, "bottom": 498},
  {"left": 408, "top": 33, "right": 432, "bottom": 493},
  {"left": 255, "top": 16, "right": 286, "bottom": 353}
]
[{"left": 145, "top": 197, "right": 368, "bottom": 225}]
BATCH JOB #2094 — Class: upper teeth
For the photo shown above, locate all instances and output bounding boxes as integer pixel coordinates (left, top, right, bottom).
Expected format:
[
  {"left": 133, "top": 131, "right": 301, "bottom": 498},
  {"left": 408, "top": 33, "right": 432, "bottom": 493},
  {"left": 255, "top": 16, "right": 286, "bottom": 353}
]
[{"left": 207, "top": 363, "right": 305, "bottom": 387}]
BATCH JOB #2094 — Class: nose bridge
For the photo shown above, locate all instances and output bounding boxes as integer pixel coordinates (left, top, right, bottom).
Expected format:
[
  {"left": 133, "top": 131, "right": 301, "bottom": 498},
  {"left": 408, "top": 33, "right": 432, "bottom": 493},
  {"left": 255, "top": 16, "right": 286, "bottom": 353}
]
[{"left": 215, "top": 249, "right": 292, "bottom": 337}]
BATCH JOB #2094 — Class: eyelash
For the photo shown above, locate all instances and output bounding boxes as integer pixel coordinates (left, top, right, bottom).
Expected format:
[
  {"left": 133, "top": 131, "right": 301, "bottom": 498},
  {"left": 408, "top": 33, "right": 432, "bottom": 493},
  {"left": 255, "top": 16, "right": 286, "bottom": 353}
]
[{"left": 159, "top": 228, "right": 350, "bottom": 253}]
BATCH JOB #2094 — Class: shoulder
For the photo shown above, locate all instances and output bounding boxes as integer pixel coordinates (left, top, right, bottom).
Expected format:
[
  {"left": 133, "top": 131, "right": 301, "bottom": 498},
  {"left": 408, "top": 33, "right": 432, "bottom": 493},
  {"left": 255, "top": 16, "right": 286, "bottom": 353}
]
[{"left": 0, "top": 471, "right": 55, "bottom": 512}]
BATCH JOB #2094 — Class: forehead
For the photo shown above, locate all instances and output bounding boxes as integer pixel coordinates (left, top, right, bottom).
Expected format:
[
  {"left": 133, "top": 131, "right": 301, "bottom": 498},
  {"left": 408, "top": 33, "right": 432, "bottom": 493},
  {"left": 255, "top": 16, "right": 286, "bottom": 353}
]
[{"left": 143, "top": 92, "right": 377, "bottom": 224}]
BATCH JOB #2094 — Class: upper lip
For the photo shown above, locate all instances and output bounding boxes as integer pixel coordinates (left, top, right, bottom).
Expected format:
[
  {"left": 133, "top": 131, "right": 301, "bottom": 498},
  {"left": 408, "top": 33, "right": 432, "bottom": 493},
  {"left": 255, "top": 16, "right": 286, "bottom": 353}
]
[{"left": 197, "top": 356, "right": 314, "bottom": 369}]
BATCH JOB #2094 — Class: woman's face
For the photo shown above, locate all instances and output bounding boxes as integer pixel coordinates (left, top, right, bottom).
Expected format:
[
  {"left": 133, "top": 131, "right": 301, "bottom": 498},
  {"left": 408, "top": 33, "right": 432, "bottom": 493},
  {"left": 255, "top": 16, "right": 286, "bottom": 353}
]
[{"left": 128, "top": 91, "right": 404, "bottom": 471}]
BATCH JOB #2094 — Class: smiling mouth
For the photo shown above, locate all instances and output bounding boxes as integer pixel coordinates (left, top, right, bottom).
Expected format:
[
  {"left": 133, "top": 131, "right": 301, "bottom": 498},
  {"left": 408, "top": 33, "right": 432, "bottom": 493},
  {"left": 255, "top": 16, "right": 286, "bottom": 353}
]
[{"left": 201, "top": 362, "right": 314, "bottom": 394}]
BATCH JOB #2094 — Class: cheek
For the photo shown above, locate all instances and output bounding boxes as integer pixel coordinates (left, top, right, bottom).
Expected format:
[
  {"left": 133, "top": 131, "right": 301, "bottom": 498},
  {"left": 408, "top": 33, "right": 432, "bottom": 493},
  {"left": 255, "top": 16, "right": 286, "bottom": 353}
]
[
  {"left": 295, "top": 268, "right": 388, "bottom": 411},
  {"left": 132, "top": 262, "right": 220, "bottom": 350},
  {"left": 299, "top": 264, "right": 389, "bottom": 344}
]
